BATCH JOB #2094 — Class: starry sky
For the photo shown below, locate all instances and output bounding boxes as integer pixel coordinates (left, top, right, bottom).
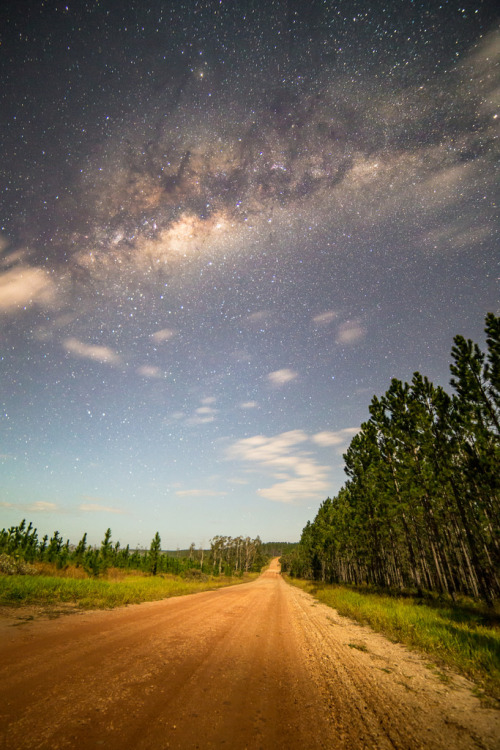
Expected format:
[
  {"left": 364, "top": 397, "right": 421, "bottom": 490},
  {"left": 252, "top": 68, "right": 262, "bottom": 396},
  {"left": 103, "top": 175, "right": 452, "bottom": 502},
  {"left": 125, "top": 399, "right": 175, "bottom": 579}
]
[{"left": 1, "top": 1, "right": 498, "bottom": 549}]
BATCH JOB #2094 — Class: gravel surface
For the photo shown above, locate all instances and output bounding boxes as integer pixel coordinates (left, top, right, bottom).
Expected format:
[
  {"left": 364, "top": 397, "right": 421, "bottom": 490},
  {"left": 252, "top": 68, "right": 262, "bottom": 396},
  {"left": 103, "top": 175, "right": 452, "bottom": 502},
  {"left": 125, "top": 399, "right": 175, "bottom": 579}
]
[{"left": 0, "top": 559, "right": 498, "bottom": 749}]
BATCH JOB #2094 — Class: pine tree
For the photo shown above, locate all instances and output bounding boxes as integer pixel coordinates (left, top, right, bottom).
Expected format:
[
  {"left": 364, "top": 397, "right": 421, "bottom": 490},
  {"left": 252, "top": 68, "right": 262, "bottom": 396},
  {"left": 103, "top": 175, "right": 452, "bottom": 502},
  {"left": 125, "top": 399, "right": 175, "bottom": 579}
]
[
  {"left": 73, "top": 533, "right": 87, "bottom": 568},
  {"left": 149, "top": 532, "right": 162, "bottom": 576}
]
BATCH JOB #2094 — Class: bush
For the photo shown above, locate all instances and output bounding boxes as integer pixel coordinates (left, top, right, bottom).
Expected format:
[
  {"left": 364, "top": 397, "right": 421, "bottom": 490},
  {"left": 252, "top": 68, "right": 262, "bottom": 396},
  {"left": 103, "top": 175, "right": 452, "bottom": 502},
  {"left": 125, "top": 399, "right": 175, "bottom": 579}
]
[{"left": 0, "top": 553, "right": 38, "bottom": 576}]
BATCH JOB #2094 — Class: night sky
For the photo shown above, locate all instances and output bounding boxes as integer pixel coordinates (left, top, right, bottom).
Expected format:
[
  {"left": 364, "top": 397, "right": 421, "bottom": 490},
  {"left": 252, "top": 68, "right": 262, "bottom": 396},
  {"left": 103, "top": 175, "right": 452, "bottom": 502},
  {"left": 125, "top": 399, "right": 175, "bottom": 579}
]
[{"left": 1, "top": 1, "right": 498, "bottom": 548}]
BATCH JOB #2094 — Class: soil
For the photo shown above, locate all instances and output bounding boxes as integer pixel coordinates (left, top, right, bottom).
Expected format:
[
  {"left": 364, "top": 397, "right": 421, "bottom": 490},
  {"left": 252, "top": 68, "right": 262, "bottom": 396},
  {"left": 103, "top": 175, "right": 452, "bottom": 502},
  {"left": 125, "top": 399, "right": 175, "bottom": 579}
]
[{"left": 0, "top": 558, "right": 498, "bottom": 749}]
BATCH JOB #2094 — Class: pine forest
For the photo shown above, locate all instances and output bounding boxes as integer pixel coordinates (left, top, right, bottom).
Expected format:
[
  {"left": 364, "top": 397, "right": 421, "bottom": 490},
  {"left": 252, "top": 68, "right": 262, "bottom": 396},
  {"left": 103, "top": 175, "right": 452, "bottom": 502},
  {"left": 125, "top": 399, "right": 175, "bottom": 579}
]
[{"left": 281, "top": 313, "right": 499, "bottom": 606}]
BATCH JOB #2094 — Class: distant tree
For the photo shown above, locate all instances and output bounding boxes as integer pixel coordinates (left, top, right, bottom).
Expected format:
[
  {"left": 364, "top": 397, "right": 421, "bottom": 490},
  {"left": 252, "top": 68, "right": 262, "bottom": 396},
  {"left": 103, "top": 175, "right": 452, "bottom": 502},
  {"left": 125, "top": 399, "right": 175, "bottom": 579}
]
[
  {"left": 118, "top": 544, "right": 130, "bottom": 568},
  {"left": 73, "top": 533, "right": 87, "bottom": 568},
  {"left": 83, "top": 548, "right": 105, "bottom": 578},
  {"left": 39, "top": 535, "right": 48, "bottom": 559},
  {"left": 100, "top": 528, "right": 113, "bottom": 570},
  {"left": 209, "top": 534, "right": 268, "bottom": 575},
  {"left": 149, "top": 532, "right": 162, "bottom": 576},
  {"left": 46, "top": 531, "right": 63, "bottom": 562}
]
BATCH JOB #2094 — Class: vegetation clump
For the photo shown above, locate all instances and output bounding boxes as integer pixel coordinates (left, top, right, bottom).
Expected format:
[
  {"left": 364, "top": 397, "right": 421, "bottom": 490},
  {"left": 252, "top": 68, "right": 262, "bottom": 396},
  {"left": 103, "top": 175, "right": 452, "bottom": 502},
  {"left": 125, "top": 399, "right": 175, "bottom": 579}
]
[
  {"left": 0, "top": 521, "right": 268, "bottom": 580},
  {"left": 0, "top": 526, "right": 271, "bottom": 610},
  {"left": 0, "top": 569, "right": 261, "bottom": 610},
  {"left": 0, "top": 554, "right": 38, "bottom": 576}
]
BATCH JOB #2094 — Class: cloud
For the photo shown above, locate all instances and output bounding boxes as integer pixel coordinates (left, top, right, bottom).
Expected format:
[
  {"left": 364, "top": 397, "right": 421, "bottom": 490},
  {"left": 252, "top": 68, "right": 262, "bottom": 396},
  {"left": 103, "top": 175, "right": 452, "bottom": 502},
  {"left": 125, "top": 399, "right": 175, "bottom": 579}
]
[
  {"left": 186, "top": 397, "right": 218, "bottom": 425},
  {"left": 0, "top": 500, "right": 58, "bottom": 512},
  {"left": 0, "top": 265, "right": 57, "bottom": 312},
  {"left": 187, "top": 409, "right": 216, "bottom": 425},
  {"left": 29, "top": 501, "right": 58, "bottom": 512},
  {"left": 336, "top": 321, "right": 366, "bottom": 345},
  {"left": 64, "top": 338, "right": 122, "bottom": 365},
  {"left": 258, "top": 471, "right": 330, "bottom": 504},
  {"left": 311, "top": 431, "right": 343, "bottom": 447},
  {"left": 196, "top": 406, "right": 215, "bottom": 415},
  {"left": 312, "top": 428, "right": 360, "bottom": 447},
  {"left": 240, "top": 401, "right": 258, "bottom": 409},
  {"left": 151, "top": 328, "right": 175, "bottom": 343},
  {"left": 227, "top": 477, "right": 249, "bottom": 485},
  {"left": 421, "top": 218, "right": 495, "bottom": 253},
  {"left": 227, "top": 430, "right": 308, "bottom": 464},
  {"left": 137, "top": 365, "right": 162, "bottom": 378},
  {"left": 175, "top": 489, "right": 227, "bottom": 497},
  {"left": 79, "top": 502, "right": 125, "bottom": 514},
  {"left": 312, "top": 310, "right": 338, "bottom": 326},
  {"left": 266, "top": 368, "right": 298, "bottom": 386},
  {"left": 226, "top": 430, "right": 330, "bottom": 504}
]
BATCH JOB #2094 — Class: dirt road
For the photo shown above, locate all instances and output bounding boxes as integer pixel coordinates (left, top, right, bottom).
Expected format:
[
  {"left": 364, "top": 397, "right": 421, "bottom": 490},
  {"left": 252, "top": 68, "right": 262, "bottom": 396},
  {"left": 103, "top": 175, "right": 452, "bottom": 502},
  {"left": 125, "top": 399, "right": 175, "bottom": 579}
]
[{"left": 0, "top": 559, "right": 498, "bottom": 749}]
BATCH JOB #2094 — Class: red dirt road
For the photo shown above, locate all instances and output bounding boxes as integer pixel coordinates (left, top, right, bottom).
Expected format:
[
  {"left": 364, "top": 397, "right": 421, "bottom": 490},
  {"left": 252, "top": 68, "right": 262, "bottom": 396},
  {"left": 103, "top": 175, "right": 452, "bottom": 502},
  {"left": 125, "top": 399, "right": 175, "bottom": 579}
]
[{"left": 0, "top": 559, "right": 498, "bottom": 749}]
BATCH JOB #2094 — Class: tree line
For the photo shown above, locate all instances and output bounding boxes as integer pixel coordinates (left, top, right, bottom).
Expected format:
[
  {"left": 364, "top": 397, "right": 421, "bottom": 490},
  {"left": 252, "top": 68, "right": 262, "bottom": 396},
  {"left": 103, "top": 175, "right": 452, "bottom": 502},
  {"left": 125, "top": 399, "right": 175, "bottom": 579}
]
[
  {"left": 281, "top": 313, "right": 499, "bottom": 605},
  {"left": 0, "top": 521, "right": 268, "bottom": 577}
]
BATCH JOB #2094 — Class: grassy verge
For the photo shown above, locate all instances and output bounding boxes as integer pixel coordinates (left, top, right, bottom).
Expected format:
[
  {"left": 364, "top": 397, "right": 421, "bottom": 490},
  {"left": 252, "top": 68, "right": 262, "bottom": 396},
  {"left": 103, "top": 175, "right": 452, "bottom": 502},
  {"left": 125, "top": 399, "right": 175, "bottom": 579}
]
[
  {"left": 0, "top": 571, "right": 258, "bottom": 610},
  {"left": 285, "top": 577, "right": 500, "bottom": 701}
]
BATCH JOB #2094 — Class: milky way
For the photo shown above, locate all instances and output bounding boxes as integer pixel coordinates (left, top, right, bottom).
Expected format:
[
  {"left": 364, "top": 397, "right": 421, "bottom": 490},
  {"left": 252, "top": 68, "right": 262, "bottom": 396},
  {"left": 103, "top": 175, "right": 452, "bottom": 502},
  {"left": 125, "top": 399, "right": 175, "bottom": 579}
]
[{"left": 0, "top": 1, "right": 498, "bottom": 547}]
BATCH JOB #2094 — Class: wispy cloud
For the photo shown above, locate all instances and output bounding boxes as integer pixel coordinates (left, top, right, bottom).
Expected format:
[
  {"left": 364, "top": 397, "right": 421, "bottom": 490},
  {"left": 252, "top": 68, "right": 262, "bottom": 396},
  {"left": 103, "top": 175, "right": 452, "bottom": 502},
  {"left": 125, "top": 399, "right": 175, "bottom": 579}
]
[
  {"left": 0, "top": 265, "right": 57, "bottom": 312},
  {"left": 64, "top": 338, "right": 122, "bottom": 365},
  {"left": 151, "top": 328, "right": 175, "bottom": 343},
  {"left": 196, "top": 406, "right": 215, "bottom": 415},
  {"left": 312, "top": 428, "right": 360, "bottom": 447},
  {"left": 421, "top": 218, "right": 495, "bottom": 253},
  {"left": 266, "top": 368, "right": 298, "bottom": 387},
  {"left": 186, "top": 397, "right": 218, "bottom": 425},
  {"left": 188, "top": 413, "right": 216, "bottom": 425},
  {"left": 0, "top": 500, "right": 58, "bottom": 512},
  {"left": 240, "top": 401, "right": 258, "bottom": 409},
  {"left": 227, "top": 477, "right": 249, "bottom": 485},
  {"left": 137, "top": 365, "right": 162, "bottom": 378},
  {"left": 226, "top": 430, "right": 330, "bottom": 504},
  {"left": 175, "top": 489, "right": 227, "bottom": 497},
  {"left": 336, "top": 320, "right": 366, "bottom": 345},
  {"left": 79, "top": 502, "right": 126, "bottom": 514},
  {"left": 312, "top": 310, "right": 338, "bottom": 326},
  {"left": 258, "top": 471, "right": 330, "bottom": 504},
  {"left": 29, "top": 501, "right": 58, "bottom": 512}
]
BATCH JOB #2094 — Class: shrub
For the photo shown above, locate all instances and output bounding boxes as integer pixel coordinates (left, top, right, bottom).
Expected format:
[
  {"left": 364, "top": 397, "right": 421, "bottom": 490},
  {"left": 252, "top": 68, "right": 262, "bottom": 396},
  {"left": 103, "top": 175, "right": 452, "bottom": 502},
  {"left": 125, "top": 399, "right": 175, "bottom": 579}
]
[{"left": 0, "top": 553, "right": 38, "bottom": 576}]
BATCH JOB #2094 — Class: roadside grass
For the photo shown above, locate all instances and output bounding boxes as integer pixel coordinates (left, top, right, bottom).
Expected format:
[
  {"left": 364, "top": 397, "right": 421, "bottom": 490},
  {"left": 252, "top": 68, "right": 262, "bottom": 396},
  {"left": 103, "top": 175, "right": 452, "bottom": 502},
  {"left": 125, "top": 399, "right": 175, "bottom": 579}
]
[
  {"left": 0, "top": 569, "right": 258, "bottom": 610},
  {"left": 285, "top": 577, "right": 500, "bottom": 701}
]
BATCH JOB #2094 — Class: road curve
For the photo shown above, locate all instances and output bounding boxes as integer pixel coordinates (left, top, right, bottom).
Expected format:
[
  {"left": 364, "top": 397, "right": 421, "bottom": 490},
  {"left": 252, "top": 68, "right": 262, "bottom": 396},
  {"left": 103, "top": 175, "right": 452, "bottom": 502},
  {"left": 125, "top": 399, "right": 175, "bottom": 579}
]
[{"left": 0, "top": 559, "right": 498, "bottom": 749}]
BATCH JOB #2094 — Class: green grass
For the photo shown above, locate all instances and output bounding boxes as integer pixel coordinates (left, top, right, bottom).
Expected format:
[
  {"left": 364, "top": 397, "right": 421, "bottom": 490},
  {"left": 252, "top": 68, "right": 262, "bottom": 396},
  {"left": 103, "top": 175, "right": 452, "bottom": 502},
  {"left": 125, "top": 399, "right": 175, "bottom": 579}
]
[
  {"left": 285, "top": 577, "right": 500, "bottom": 701},
  {"left": 0, "top": 572, "right": 257, "bottom": 610}
]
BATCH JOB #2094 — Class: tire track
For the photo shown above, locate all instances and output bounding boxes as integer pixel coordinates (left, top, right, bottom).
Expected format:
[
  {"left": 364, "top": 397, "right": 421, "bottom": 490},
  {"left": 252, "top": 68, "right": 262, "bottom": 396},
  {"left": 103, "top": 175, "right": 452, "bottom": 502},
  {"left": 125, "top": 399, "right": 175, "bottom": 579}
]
[{"left": 0, "top": 561, "right": 498, "bottom": 750}]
